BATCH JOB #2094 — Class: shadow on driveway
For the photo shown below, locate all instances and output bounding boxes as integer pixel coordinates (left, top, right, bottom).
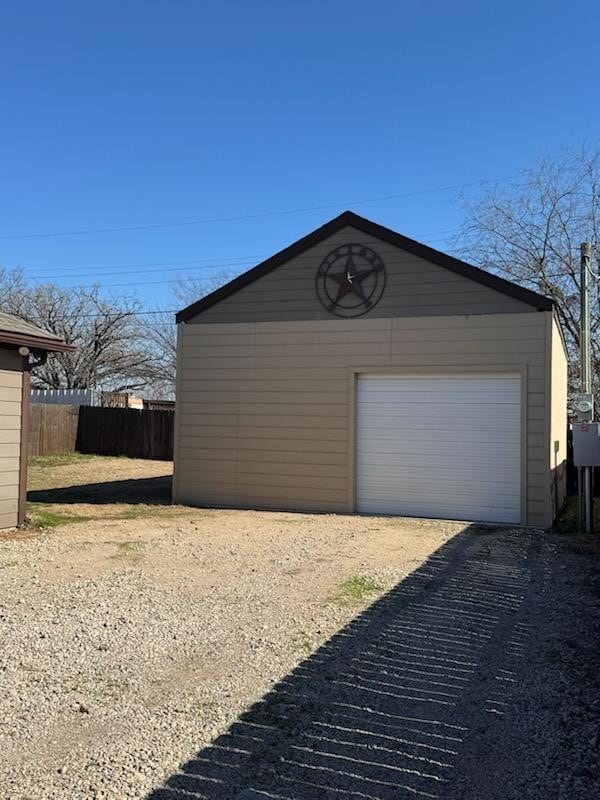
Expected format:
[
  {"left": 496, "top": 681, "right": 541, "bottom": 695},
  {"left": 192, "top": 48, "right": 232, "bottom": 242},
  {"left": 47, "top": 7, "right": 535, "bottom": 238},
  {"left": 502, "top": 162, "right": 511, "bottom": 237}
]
[
  {"left": 145, "top": 524, "right": 600, "bottom": 800},
  {"left": 28, "top": 475, "right": 173, "bottom": 506}
]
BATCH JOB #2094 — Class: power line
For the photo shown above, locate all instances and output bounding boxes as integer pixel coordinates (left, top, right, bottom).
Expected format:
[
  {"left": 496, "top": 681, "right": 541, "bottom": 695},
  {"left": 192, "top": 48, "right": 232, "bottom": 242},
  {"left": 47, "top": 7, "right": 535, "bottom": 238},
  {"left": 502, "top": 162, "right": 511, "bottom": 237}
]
[
  {"left": 20, "top": 256, "right": 260, "bottom": 274},
  {"left": 26, "top": 268, "right": 588, "bottom": 323},
  {"left": 29, "top": 245, "right": 478, "bottom": 289},
  {"left": 66, "top": 309, "right": 181, "bottom": 319},
  {"left": 0, "top": 174, "right": 524, "bottom": 240},
  {"left": 17, "top": 224, "right": 466, "bottom": 277},
  {"left": 26, "top": 240, "right": 465, "bottom": 282},
  {"left": 33, "top": 266, "right": 591, "bottom": 320}
]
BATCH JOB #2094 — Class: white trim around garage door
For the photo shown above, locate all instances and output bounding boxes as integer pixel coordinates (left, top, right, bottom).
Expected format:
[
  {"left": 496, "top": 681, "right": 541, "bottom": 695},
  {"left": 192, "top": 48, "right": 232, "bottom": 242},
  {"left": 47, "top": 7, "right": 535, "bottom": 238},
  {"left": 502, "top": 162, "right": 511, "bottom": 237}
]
[{"left": 349, "top": 369, "right": 526, "bottom": 525}]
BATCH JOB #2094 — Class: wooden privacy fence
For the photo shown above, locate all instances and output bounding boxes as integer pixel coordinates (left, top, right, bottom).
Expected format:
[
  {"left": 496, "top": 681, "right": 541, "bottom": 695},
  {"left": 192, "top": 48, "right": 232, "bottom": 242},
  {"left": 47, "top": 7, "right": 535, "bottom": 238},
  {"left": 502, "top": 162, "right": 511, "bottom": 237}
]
[
  {"left": 28, "top": 405, "right": 80, "bottom": 456},
  {"left": 76, "top": 406, "right": 174, "bottom": 460},
  {"left": 28, "top": 404, "right": 174, "bottom": 460}
]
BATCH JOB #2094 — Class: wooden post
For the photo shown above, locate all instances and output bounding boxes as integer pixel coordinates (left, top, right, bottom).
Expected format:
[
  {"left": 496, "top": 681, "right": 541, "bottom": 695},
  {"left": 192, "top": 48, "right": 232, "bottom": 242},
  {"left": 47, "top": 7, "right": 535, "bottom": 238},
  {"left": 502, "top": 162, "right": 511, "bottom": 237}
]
[{"left": 18, "top": 356, "right": 31, "bottom": 526}]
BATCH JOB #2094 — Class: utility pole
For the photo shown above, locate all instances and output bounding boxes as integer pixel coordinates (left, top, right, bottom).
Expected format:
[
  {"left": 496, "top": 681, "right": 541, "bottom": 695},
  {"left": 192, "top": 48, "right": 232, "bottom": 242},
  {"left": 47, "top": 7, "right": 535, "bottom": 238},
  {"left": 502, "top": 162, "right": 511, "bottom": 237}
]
[{"left": 580, "top": 242, "right": 594, "bottom": 533}]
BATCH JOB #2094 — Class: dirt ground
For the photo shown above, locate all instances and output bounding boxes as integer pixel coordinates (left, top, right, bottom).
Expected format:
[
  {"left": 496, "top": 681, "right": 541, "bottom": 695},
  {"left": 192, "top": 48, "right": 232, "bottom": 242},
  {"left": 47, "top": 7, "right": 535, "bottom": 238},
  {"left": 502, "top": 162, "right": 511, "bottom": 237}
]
[
  {"left": 21, "top": 455, "right": 455, "bottom": 587},
  {"left": 25, "top": 454, "right": 175, "bottom": 525},
  {"left": 0, "top": 456, "right": 598, "bottom": 799}
]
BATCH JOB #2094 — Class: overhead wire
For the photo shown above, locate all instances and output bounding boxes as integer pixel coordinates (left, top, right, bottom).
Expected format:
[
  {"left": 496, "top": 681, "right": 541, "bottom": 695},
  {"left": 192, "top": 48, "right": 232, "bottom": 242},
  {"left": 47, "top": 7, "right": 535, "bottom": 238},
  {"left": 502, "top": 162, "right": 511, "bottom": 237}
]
[
  {"left": 24, "top": 245, "right": 490, "bottom": 290},
  {"left": 17, "top": 225, "right": 468, "bottom": 277},
  {"left": 0, "top": 173, "right": 525, "bottom": 241}
]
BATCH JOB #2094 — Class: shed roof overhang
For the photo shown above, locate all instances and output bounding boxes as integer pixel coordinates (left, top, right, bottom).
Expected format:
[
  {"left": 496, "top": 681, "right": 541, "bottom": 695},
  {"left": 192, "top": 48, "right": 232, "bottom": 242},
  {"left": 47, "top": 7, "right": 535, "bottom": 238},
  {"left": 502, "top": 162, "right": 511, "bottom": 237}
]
[{"left": 0, "top": 330, "right": 75, "bottom": 353}]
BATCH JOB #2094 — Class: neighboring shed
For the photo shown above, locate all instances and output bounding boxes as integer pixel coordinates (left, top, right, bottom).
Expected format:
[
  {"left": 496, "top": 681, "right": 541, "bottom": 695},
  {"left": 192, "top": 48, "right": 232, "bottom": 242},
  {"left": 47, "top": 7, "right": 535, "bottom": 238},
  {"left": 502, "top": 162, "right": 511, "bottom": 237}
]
[
  {"left": 173, "top": 211, "right": 568, "bottom": 528},
  {"left": 0, "top": 312, "right": 73, "bottom": 529}
]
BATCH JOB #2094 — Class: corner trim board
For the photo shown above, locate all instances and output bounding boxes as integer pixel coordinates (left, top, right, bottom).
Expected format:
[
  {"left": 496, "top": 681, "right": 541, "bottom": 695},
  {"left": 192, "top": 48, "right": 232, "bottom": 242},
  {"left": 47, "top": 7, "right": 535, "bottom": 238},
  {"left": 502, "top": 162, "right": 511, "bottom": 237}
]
[{"left": 18, "top": 357, "right": 31, "bottom": 527}]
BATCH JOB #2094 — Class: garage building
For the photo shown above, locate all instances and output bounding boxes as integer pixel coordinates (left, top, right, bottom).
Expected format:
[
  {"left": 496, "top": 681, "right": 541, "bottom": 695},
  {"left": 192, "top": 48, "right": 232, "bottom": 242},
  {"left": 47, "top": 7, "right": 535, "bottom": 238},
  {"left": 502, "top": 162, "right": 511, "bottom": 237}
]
[
  {"left": 173, "top": 211, "right": 567, "bottom": 527},
  {"left": 0, "top": 312, "right": 73, "bottom": 529}
]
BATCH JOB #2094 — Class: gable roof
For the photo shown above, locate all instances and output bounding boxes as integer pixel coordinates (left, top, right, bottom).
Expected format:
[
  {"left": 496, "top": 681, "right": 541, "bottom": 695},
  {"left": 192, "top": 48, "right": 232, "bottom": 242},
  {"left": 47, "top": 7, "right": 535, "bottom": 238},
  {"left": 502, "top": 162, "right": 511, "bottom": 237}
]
[
  {"left": 0, "top": 312, "right": 75, "bottom": 352},
  {"left": 176, "top": 210, "right": 553, "bottom": 323}
]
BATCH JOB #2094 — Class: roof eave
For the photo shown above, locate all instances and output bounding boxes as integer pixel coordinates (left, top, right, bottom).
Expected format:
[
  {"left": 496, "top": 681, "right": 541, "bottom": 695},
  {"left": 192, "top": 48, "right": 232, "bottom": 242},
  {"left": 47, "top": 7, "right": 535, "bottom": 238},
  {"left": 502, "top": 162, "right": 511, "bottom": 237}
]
[{"left": 0, "top": 331, "right": 76, "bottom": 353}]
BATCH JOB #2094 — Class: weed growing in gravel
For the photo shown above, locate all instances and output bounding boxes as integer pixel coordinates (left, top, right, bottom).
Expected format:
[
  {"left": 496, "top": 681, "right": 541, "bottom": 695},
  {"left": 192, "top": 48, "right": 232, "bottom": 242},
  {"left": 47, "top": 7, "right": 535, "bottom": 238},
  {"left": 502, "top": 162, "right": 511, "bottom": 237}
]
[
  {"left": 294, "top": 633, "right": 313, "bottom": 653},
  {"left": 109, "top": 540, "right": 145, "bottom": 563},
  {"left": 328, "top": 575, "right": 383, "bottom": 607},
  {"left": 26, "top": 505, "right": 93, "bottom": 529},
  {"left": 25, "top": 502, "right": 192, "bottom": 530},
  {"left": 554, "top": 497, "right": 600, "bottom": 534}
]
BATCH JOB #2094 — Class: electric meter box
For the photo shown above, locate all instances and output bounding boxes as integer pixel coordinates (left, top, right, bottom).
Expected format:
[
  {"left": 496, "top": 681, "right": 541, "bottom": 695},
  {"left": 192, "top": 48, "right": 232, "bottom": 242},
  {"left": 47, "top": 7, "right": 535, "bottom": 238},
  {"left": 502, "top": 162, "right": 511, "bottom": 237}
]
[
  {"left": 573, "top": 422, "right": 600, "bottom": 466},
  {"left": 574, "top": 393, "right": 594, "bottom": 422}
]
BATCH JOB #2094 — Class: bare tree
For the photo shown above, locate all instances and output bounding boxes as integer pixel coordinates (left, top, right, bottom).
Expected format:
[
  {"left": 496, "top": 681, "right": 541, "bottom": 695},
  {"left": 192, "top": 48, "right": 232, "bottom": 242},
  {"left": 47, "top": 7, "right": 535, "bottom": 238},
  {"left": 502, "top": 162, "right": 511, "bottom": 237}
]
[
  {"left": 16, "top": 284, "right": 159, "bottom": 391},
  {"left": 172, "top": 270, "right": 234, "bottom": 306},
  {"left": 0, "top": 267, "right": 27, "bottom": 310},
  {"left": 141, "top": 310, "right": 178, "bottom": 399},
  {"left": 456, "top": 145, "right": 600, "bottom": 397},
  {"left": 142, "top": 270, "right": 234, "bottom": 399}
]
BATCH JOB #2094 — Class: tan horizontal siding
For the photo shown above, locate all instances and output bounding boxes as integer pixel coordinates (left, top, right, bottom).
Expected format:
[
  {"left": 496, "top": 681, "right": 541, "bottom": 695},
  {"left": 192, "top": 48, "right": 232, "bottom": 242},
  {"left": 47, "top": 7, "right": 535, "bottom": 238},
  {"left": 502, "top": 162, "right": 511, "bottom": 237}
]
[
  {"left": 0, "top": 384, "right": 22, "bottom": 400},
  {"left": 0, "top": 443, "right": 21, "bottom": 459},
  {"left": 0, "top": 497, "right": 18, "bottom": 514},
  {"left": 0, "top": 480, "right": 19, "bottom": 498},
  {"left": 178, "top": 423, "right": 348, "bottom": 442},
  {"left": 174, "top": 491, "right": 349, "bottom": 514},
  {"left": 179, "top": 378, "right": 349, "bottom": 393},
  {"left": 0, "top": 415, "right": 21, "bottom": 431},
  {"left": 0, "top": 428, "right": 21, "bottom": 444},
  {"left": 178, "top": 436, "right": 349, "bottom": 454},
  {"left": 179, "top": 391, "right": 349, "bottom": 406},
  {"left": 0, "top": 399, "right": 22, "bottom": 416},
  {"left": 0, "top": 456, "right": 20, "bottom": 471},
  {"left": 0, "top": 511, "right": 17, "bottom": 528},
  {"left": 0, "top": 365, "right": 22, "bottom": 529},
  {"left": 174, "top": 311, "right": 553, "bottom": 525}
]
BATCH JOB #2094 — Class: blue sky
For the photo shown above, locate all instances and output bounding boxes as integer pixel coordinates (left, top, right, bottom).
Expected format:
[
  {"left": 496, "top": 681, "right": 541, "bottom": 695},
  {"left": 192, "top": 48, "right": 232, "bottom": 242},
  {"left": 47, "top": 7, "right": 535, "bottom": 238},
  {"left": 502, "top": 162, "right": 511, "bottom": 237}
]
[{"left": 0, "top": 0, "right": 598, "bottom": 309}]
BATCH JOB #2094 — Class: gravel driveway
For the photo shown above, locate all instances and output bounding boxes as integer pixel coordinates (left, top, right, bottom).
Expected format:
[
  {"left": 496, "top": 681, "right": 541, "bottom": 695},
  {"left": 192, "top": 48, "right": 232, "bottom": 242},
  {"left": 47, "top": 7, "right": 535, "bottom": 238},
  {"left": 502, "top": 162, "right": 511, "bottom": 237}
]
[{"left": 1, "top": 458, "right": 599, "bottom": 799}]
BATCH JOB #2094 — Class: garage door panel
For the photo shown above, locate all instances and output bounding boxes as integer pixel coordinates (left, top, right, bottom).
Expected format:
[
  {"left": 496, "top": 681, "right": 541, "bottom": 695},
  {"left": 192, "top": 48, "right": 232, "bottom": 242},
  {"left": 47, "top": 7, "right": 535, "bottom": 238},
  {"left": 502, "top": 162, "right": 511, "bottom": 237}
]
[
  {"left": 357, "top": 463, "right": 520, "bottom": 479},
  {"left": 356, "top": 374, "right": 521, "bottom": 524},
  {"left": 358, "top": 499, "right": 519, "bottom": 520},
  {"left": 356, "top": 406, "right": 518, "bottom": 418},
  {"left": 358, "top": 438, "right": 520, "bottom": 454},
  {"left": 358, "top": 476, "right": 520, "bottom": 494}
]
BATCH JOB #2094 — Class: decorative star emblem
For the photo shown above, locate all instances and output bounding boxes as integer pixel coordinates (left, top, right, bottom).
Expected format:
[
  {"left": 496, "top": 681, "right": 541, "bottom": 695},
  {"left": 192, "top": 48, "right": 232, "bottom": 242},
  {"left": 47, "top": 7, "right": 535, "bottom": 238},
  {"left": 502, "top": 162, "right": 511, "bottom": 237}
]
[
  {"left": 315, "top": 243, "right": 386, "bottom": 317},
  {"left": 328, "top": 254, "right": 375, "bottom": 305}
]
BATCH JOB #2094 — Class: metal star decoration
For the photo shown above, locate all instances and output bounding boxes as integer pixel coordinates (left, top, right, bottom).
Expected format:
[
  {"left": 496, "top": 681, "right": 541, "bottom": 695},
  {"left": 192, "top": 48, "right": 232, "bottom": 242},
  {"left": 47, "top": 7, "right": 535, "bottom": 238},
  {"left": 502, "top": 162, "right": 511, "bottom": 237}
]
[{"left": 328, "top": 254, "right": 375, "bottom": 305}]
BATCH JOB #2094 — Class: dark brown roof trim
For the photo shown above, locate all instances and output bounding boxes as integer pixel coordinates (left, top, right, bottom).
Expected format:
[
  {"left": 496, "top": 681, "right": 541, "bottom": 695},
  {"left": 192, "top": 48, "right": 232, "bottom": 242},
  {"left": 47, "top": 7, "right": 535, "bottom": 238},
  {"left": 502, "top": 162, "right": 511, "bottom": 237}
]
[
  {"left": 0, "top": 331, "right": 75, "bottom": 352},
  {"left": 176, "top": 210, "right": 554, "bottom": 323}
]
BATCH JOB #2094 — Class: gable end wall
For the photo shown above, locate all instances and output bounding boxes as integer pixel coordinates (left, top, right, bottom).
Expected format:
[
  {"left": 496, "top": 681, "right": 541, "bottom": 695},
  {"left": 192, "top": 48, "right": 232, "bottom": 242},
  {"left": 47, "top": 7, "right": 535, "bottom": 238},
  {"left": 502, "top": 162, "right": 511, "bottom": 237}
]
[{"left": 187, "top": 226, "right": 534, "bottom": 324}]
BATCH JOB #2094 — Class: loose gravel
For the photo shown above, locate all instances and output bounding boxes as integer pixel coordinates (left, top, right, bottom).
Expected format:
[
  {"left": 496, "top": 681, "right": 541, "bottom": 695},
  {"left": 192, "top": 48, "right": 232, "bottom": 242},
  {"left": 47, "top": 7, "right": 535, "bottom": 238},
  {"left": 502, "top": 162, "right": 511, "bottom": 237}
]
[
  {"left": 1, "top": 459, "right": 599, "bottom": 799},
  {"left": 143, "top": 525, "right": 600, "bottom": 800},
  {"left": 0, "top": 503, "right": 458, "bottom": 800}
]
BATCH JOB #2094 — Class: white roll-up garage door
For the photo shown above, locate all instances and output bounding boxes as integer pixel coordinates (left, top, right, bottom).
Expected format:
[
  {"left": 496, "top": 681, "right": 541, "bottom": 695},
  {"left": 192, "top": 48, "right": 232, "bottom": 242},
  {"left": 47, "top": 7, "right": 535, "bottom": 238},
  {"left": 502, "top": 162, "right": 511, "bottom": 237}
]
[{"left": 356, "top": 374, "right": 521, "bottom": 524}]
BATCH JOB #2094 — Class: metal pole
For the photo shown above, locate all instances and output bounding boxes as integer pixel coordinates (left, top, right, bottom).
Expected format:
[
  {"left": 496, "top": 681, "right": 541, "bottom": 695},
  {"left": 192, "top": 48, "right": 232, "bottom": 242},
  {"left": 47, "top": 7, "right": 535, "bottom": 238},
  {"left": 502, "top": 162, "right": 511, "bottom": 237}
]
[{"left": 581, "top": 242, "right": 594, "bottom": 533}]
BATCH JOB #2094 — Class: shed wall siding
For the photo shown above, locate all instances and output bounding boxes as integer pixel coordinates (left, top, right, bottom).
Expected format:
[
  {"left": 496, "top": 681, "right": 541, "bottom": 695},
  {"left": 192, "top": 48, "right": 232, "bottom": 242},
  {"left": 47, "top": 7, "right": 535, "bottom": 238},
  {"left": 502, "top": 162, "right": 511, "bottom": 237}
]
[
  {"left": 174, "top": 311, "right": 551, "bottom": 527},
  {"left": 549, "top": 315, "right": 568, "bottom": 519},
  {"left": 0, "top": 349, "right": 23, "bottom": 529},
  {"left": 188, "top": 226, "right": 533, "bottom": 324}
]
